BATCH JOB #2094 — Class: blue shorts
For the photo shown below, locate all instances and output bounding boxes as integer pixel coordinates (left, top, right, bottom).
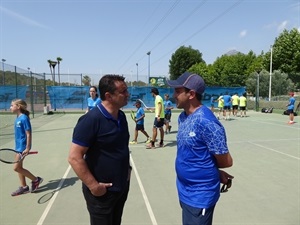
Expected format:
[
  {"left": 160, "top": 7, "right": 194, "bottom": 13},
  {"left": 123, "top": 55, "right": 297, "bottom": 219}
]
[
  {"left": 135, "top": 124, "right": 145, "bottom": 131},
  {"left": 180, "top": 201, "right": 216, "bottom": 225}
]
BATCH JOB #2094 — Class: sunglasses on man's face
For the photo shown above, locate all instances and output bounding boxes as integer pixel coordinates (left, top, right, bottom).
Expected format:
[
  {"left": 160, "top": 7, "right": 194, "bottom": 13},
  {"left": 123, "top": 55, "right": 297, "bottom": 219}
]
[{"left": 220, "top": 178, "right": 232, "bottom": 193}]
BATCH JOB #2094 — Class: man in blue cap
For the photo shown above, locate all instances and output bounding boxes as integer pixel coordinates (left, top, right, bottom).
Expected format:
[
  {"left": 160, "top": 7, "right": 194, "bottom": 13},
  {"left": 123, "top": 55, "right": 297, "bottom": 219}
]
[{"left": 166, "top": 72, "right": 234, "bottom": 225}]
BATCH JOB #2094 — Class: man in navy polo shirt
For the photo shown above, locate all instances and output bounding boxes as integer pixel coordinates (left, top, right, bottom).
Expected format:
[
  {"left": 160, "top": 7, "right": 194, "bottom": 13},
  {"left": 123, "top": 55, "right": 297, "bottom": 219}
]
[{"left": 68, "top": 74, "right": 131, "bottom": 225}]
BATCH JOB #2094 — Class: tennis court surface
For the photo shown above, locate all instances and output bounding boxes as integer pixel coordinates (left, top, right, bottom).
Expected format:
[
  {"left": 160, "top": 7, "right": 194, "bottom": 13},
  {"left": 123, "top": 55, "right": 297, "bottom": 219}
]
[{"left": 0, "top": 110, "right": 299, "bottom": 225}]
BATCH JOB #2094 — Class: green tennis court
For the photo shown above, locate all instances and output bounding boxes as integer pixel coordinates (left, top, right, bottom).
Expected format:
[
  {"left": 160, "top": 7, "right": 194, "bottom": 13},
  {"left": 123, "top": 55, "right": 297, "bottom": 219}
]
[{"left": 0, "top": 110, "right": 299, "bottom": 225}]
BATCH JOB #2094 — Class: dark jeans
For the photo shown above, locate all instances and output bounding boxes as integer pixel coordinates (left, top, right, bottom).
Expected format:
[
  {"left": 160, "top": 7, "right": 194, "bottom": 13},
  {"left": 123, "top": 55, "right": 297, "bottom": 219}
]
[
  {"left": 82, "top": 181, "right": 130, "bottom": 225},
  {"left": 180, "top": 201, "right": 216, "bottom": 225}
]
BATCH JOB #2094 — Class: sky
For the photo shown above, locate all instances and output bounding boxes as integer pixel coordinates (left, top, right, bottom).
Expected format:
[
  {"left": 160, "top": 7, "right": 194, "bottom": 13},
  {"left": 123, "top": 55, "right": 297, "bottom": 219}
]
[{"left": 0, "top": 0, "right": 300, "bottom": 84}]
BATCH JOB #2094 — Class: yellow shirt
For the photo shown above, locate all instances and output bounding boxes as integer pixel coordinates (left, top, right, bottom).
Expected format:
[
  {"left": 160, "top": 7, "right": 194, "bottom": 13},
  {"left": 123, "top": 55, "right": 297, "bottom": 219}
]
[
  {"left": 239, "top": 96, "right": 247, "bottom": 107},
  {"left": 217, "top": 96, "right": 224, "bottom": 108},
  {"left": 155, "top": 95, "right": 165, "bottom": 118},
  {"left": 232, "top": 95, "right": 239, "bottom": 106}
]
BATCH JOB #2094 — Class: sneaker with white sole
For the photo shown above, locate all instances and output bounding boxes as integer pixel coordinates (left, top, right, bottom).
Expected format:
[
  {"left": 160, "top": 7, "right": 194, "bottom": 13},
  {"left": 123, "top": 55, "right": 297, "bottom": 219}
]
[
  {"left": 145, "top": 138, "right": 151, "bottom": 144},
  {"left": 146, "top": 143, "right": 156, "bottom": 149},
  {"left": 11, "top": 186, "right": 29, "bottom": 196},
  {"left": 31, "top": 177, "right": 43, "bottom": 193}
]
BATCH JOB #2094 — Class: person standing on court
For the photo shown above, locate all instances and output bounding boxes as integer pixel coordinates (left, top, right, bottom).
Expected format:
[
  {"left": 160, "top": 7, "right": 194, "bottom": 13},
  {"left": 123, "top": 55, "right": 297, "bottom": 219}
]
[
  {"left": 231, "top": 93, "right": 239, "bottom": 116},
  {"left": 85, "top": 85, "right": 101, "bottom": 113},
  {"left": 164, "top": 93, "right": 174, "bottom": 134},
  {"left": 239, "top": 92, "right": 247, "bottom": 117},
  {"left": 146, "top": 87, "right": 165, "bottom": 149},
  {"left": 166, "top": 72, "right": 233, "bottom": 225},
  {"left": 10, "top": 99, "right": 43, "bottom": 196},
  {"left": 222, "top": 92, "right": 232, "bottom": 120},
  {"left": 286, "top": 92, "right": 296, "bottom": 124},
  {"left": 129, "top": 100, "right": 152, "bottom": 144},
  {"left": 68, "top": 74, "right": 132, "bottom": 225},
  {"left": 215, "top": 95, "right": 224, "bottom": 120}
]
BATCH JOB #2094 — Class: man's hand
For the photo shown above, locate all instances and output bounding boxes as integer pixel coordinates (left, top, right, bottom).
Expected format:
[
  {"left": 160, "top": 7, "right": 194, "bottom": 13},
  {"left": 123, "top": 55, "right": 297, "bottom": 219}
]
[
  {"left": 219, "top": 170, "right": 234, "bottom": 184},
  {"left": 89, "top": 182, "right": 113, "bottom": 196}
]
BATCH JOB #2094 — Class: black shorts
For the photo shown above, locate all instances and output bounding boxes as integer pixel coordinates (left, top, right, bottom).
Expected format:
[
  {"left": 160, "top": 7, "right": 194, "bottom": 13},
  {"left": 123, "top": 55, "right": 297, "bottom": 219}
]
[
  {"left": 164, "top": 114, "right": 171, "bottom": 122},
  {"left": 240, "top": 106, "right": 246, "bottom": 110},
  {"left": 224, "top": 106, "right": 231, "bottom": 110},
  {"left": 135, "top": 124, "right": 145, "bottom": 131},
  {"left": 153, "top": 118, "right": 164, "bottom": 128},
  {"left": 232, "top": 105, "right": 238, "bottom": 110},
  {"left": 287, "top": 109, "right": 294, "bottom": 114}
]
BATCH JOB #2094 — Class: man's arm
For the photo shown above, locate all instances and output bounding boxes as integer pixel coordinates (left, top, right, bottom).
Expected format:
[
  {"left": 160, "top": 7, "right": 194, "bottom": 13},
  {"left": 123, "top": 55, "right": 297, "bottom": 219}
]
[
  {"left": 214, "top": 152, "right": 233, "bottom": 168},
  {"left": 157, "top": 102, "right": 162, "bottom": 117},
  {"left": 214, "top": 153, "right": 233, "bottom": 184},
  {"left": 68, "top": 143, "right": 112, "bottom": 196}
]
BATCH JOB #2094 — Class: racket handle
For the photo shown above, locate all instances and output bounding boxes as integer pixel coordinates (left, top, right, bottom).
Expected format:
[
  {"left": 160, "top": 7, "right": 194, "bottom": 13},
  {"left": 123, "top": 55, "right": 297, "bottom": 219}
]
[{"left": 29, "top": 151, "right": 38, "bottom": 154}]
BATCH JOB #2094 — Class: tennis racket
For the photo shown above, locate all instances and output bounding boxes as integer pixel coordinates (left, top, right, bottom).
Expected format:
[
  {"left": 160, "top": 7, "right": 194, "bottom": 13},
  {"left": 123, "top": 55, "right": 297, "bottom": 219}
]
[
  {"left": 138, "top": 99, "right": 153, "bottom": 112},
  {"left": 130, "top": 110, "right": 136, "bottom": 121},
  {"left": 0, "top": 148, "right": 38, "bottom": 164}
]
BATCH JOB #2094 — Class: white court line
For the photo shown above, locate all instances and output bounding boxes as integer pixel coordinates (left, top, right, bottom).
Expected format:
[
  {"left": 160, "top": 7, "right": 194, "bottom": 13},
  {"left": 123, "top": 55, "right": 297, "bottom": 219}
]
[
  {"left": 248, "top": 141, "right": 300, "bottom": 160},
  {"left": 37, "top": 165, "right": 72, "bottom": 225},
  {"left": 130, "top": 156, "right": 158, "bottom": 225}
]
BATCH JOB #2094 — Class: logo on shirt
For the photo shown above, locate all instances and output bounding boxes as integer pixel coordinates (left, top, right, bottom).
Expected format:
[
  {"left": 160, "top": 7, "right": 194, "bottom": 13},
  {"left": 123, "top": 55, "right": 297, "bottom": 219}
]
[
  {"left": 189, "top": 131, "right": 196, "bottom": 137},
  {"left": 16, "top": 121, "right": 21, "bottom": 128}
]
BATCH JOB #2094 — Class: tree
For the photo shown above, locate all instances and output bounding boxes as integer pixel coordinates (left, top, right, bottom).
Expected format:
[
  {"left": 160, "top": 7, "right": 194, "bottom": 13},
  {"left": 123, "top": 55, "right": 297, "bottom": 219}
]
[
  {"left": 57, "top": 57, "right": 63, "bottom": 85},
  {"left": 82, "top": 75, "right": 91, "bottom": 86},
  {"left": 264, "top": 28, "right": 300, "bottom": 85},
  {"left": 212, "top": 51, "right": 256, "bottom": 87},
  {"left": 246, "top": 70, "right": 294, "bottom": 97},
  {"left": 189, "top": 62, "right": 218, "bottom": 86},
  {"left": 47, "top": 59, "right": 57, "bottom": 85},
  {"left": 271, "top": 70, "right": 294, "bottom": 96},
  {"left": 169, "top": 45, "right": 205, "bottom": 80},
  {"left": 47, "top": 59, "right": 53, "bottom": 75},
  {"left": 245, "top": 70, "right": 268, "bottom": 97}
]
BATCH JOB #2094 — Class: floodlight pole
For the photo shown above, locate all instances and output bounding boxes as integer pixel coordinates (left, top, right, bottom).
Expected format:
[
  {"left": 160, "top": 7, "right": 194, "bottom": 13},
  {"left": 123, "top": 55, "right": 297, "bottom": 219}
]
[
  {"left": 268, "top": 45, "right": 273, "bottom": 101},
  {"left": 256, "top": 71, "right": 260, "bottom": 112},
  {"left": 147, "top": 51, "right": 151, "bottom": 85},
  {"left": 2, "top": 59, "right": 6, "bottom": 85},
  {"left": 136, "top": 63, "right": 138, "bottom": 85}
]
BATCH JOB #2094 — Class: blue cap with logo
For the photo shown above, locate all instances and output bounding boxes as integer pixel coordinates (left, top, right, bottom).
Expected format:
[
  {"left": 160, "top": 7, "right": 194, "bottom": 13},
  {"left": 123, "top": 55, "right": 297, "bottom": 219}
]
[{"left": 166, "top": 72, "right": 205, "bottom": 94}]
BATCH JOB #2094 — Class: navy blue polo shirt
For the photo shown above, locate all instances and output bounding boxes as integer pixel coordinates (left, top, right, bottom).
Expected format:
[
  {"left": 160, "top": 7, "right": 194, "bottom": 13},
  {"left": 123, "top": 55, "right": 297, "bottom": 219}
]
[{"left": 72, "top": 103, "right": 130, "bottom": 192}]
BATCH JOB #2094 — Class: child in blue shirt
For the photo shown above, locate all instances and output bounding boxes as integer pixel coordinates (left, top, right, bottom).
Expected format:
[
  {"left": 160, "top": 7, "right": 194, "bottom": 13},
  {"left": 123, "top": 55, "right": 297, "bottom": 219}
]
[
  {"left": 10, "top": 99, "right": 43, "bottom": 196},
  {"left": 129, "top": 100, "right": 151, "bottom": 144}
]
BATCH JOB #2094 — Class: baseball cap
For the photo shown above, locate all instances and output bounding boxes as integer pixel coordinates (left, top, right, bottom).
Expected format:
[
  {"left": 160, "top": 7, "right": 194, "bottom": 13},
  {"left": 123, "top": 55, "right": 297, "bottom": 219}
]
[{"left": 166, "top": 72, "right": 205, "bottom": 94}]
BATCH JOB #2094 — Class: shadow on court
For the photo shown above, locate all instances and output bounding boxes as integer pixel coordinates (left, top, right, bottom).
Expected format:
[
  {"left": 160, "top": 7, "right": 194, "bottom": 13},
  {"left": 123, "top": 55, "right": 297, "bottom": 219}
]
[{"left": 36, "top": 177, "right": 79, "bottom": 204}]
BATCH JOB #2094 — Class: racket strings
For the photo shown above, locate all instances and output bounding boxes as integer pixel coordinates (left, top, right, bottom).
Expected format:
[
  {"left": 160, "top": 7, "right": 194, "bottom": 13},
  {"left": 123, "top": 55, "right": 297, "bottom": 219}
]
[{"left": 0, "top": 149, "right": 19, "bottom": 163}]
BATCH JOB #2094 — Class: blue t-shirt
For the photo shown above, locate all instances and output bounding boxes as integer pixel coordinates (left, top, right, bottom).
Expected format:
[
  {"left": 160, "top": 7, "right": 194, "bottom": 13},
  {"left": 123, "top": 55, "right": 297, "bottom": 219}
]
[
  {"left": 14, "top": 114, "right": 31, "bottom": 152},
  {"left": 222, "top": 95, "right": 232, "bottom": 107},
  {"left": 136, "top": 107, "right": 145, "bottom": 125},
  {"left": 164, "top": 100, "right": 173, "bottom": 115},
  {"left": 210, "top": 96, "right": 214, "bottom": 105},
  {"left": 287, "top": 97, "right": 295, "bottom": 110},
  {"left": 87, "top": 97, "right": 101, "bottom": 111},
  {"left": 176, "top": 106, "right": 229, "bottom": 208},
  {"left": 72, "top": 104, "right": 130, "bottom": 192}
]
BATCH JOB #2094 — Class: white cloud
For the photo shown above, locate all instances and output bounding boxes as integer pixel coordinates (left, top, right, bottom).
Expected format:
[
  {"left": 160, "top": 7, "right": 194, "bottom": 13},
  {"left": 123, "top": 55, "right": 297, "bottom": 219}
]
[
  {"left": 0, "top": 6, "right": 49, "bottom": 29},
  {"left": 277, "top": 20, "right": 288, "bottom": 31},
  {"left": 239, "top": 29, "right": 247, "bottom": 38}
]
